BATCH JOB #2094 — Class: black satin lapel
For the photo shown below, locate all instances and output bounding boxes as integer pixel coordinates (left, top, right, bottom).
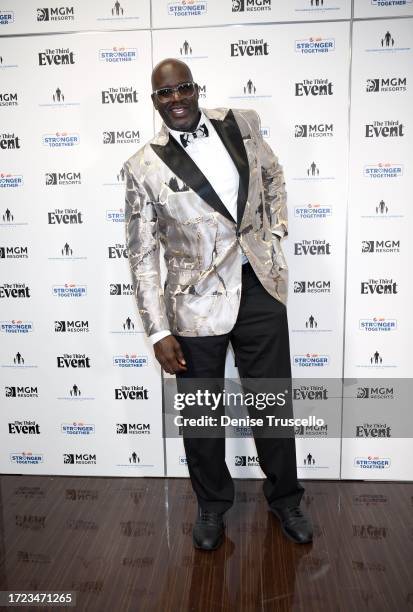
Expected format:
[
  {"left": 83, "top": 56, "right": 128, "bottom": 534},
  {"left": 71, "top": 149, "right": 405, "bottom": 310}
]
[
  {"left": 151, "top": 135, "right": 236, "bottom": 224},
  {"left": 210, "top": 110, "right": 249, "bottom": 229}
]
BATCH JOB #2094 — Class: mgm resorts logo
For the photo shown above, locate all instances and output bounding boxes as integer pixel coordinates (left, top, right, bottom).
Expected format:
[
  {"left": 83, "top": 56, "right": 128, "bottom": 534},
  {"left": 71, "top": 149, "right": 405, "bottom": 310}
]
[
  {"left": 0, "top": 92, "right": 18, "bottom": 107},
  {"left": 235, "top": 455, "right": 260, "bottom": 467},
  {"left": 103, "top": 130, "right": 140, "bottom": 145},
  {"left": 294, "top": 240, "right": 331, "bottom": 255},
  {"left": 294, "top": 280, "right": 331, "bottom": 294},
  {"left": 0, "top": 246, "right": 28, "bottom": 259},
  {"left": 366, "top": 77, "right": 407, "bottom": 93},
  {"left": 232, "top": 0, "right": 271, "bottom": 12},
  {"left": 361, "top": 240, "right": 400, "bottom": 253},
  {"left": 48, "top": 208, "right": 83, "bottom": 224},
  {"left": 360, "top": 278, "right": 398, "bottom": 295},
  {"left": 110, "top": 283, "right": 133, "bottom": 296},
  {"left": 57, "top": 353, "right": 91, "bottom": 368},
  {"left": 356, "top": 386, "right": 394, "bottom": 400},
  {"left": 37, "top": 7, "right": 75, "bottom": 22},
  {"left": 5, "top": 386, "right": 38, "bottom": 398},
  {"left": 45, "top": 172, "right": 81, "bottom": 186},
  {"left": 101, "top": 86, "right": 138, "bottom": 104},
  {"left": 115, "top": 385, "right": 149, "bottom": 400},
  {"left": 365, "top": 120, "right": 404, "bottom": 138},
  {"left": 55, "top": 320, "right": 89, "bottom": 333},
  {"left": 295, "top": 79, "right": 333, "bottom": 96},
  {"left": 38, "top": 48, "right": 75, "bottom": 65},
  {"left": 295, "top": 124, "right": 333, "bottom": 138},
  {"left": 230, "top": 38, "right": 269, "bottom": 57},
  {"left": 356, "top": 423, "right": 391, "bottom": 438},
  {"left": 116, "top": 423, "right": 151, "bottom": 435},
  {"left": 64, "top": 453, "right": 96, "bottom": 465}
]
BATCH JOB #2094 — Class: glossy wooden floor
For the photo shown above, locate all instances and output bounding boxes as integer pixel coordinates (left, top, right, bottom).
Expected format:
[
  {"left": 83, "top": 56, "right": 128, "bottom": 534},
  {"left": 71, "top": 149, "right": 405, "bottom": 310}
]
[{"left": 0, "top": 476, "right": 412, "bottom": 612}]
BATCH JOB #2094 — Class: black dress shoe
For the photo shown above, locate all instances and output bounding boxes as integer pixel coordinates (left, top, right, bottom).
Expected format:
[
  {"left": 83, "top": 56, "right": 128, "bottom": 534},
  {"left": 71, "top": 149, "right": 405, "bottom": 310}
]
[
  {"left": 193, "top": 507, "right": 225, "bottom": 551},
  {"left": 270, "top": 505, "right": 313, "bottom": 544}
]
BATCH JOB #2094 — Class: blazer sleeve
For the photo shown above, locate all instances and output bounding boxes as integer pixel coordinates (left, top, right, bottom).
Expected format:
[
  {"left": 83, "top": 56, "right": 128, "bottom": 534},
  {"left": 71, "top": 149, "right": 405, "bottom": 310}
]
[
  {"left": 124, "top": 160, "right": 170, "bottom": 337},
  {"left": 253, "top": 110, "right": 288, "bottom": 239}
]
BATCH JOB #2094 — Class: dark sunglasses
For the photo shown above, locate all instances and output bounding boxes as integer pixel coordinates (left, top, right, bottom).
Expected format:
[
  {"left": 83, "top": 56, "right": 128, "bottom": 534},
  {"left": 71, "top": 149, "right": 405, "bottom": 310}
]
[{"left": 152, "top": 81, "right": 197, "bottom": 103}]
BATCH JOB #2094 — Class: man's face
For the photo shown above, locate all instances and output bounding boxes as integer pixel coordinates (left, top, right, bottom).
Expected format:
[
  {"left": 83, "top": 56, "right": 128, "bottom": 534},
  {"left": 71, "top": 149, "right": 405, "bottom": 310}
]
[{"left": 151, "top": 62, "right": 200, "bottom": 132}]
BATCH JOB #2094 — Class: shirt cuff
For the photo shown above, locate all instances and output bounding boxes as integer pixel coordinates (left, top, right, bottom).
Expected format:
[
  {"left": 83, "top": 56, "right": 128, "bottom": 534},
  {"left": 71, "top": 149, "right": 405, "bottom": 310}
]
[{"left": 149, "top": 330, "right": 172, "bottom": 345}]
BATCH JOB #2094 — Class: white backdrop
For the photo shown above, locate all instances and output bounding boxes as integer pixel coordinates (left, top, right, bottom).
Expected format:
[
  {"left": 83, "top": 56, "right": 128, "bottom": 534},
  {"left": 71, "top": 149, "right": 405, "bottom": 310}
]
[{"left": 1, "top": 1, "right": 412, "bottom": 481}]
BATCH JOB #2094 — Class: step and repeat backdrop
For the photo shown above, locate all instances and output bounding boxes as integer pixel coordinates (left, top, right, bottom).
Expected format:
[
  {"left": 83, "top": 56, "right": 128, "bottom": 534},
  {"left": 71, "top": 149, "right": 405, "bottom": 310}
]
[{"left": 0, "top": 1, "right": 412, "bottom": 480}]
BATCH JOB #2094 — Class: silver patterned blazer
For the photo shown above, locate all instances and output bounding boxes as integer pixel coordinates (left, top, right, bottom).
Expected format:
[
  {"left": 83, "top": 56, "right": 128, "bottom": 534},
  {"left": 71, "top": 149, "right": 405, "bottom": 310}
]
[{"left": 124, "top": 107, "right": 288, "bottom": 337}]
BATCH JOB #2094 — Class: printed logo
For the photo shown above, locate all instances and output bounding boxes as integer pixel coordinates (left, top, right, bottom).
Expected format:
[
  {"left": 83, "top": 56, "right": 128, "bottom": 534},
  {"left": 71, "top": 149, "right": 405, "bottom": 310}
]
[
  {"left": 0, "top": 132, "right": 20, "bottom": 149},
  {"left": 63, "top": 453, "right": 96, "bottom": 465},
  {"left": 0, "top": 283, "right": 31, "bottom": 298},
  {"left": 9, "top": 421, "right": 40, "bottom": 434},
  {"left": 359, "top": 317, "right": 397, "bottom": 332},
  {"left": 48, "top": 242, "right": 86, "bottom": 261},
  {"left": 108, "top": 244, "right": 128, "bottom": 258},
  {"left": 98, "top": 47, "right": 138, "bottom": 63},
  {"left": 168, "top": 1, "right": 208, "bottom": 17},
  {"left": 294, "top": 240, "right": 331, "bottom": 255},
  {"left": 354, "top": 456, "right": 390, "bottom": 469},
  {"left": 39, "top": 87, "right": 80, "bottom": 108},
  {"left": 0, "top": 11, "right": 14, "bottom": 25},
  {"left": 295, "top": 123, "right": 333, "bottom": 138},
  {"left": 114, "top": 385, "right": 149, "bottom": 400},
  {"left": 48, "top": 209, "right": 83, "bottom": 224},
  {"left": 103, "top": 130, "right": 139, "bottom": 144},
  {"left": 293, "top": 280, "right": 331, "bottom": 294},
  {"left": 101, "top": 86, "right": 138, "bottom": 104},
  {"left": 291, "top": 314, "right": 332, "bottom": 333},
  {"left": 38, "top": 47, "right": 75, "bottom": 65},
  {"left": 293, "top": 354, "right": 330, "bottom": 367},
  {"left": 113, "top": 355, "right": 148, "bottom": 368},
  {"left": 0, "top": 92, "right": 18, "bottom": 106},
  {"left": 61, "top": 423, "right": 95, "bottom": 435},
  {"left": 295, "top": 37, "right": 335, "bottom": 54},
  {"left": 232, "top": 0, "right": 271, "bottom": 12},
  {"left": 54, "top": 320, "right": 89, "bottom": 333},
  {"left": 46, "top": 173, "right": 81, "bottom": 187},
  {"left": 366, "top": 31, "right": 411, "bottom": 53},
  {"left": 365, "top": 120, "right": 404, "bottom": 138},
  {"left": 366, "top": 77, "right": 407, "bottom": 93},
  {"left": 57, "top": 354, "right": 91, "bottom": 368},
  {"left": 5, "top": 386, "right": 38, "bottom": 399},
  {"left": 52, "top": 284, "right": 87, "bottom": 298},
  {"left": 364, "top": 163, "right": 403, "bottom": 178},
  {"left": 360, "top": 278, "right": 398, "bottom": 295},
  {"left": 116, "top": 423, "right": 150, "bottom": 435},
  {"left": 235, "top": 455, "right": 260, "bottom": 467},
  {"left": 57, "top": 384, "right": 95, "bottom": 402},
  {"left": 11, "top": 452, "right": 43, "bottom": 465},
  {"left": 361, "top": 239, "right": 400, "bottom": 253},
  {"left": 106, "top": 209, "right": 125, "bottom": 223},
  {"left": 293, "top": 385, "right": 328, "bottom": 400},
  {"left": 356, "top": 386, "right": 394, "bottom": 400},
  {"left": 294, "top": 204, "right": 332, "bottom": 218},
  {"left": 37, "top": 7, "right": 75, "bottom": 22},
  {"left": 295, "top": 78, "right": 333, "bottom": 96},
  {"left": 0, "top": 173, "right": 23, "bottom": 188},
  {"left": 356, "top": 423, "right": 391, "bottom": 438},
  {"left": 230, "top": 37, "right": 269, "bottom": 57},
  {"left": 110, "top": 316, "right": 142, "bottom": 335},
  {"left": 0, "top": 320, "right": 33, "bottom": 334},
  {"left": 42, "top": 132, "right": 79, "bottom": 147},
  {"left": 110, "top": 283, "right": 133, "bottom": 296},
  {"left": 0, "top": 246, "right": 28, "bottom": 259}
]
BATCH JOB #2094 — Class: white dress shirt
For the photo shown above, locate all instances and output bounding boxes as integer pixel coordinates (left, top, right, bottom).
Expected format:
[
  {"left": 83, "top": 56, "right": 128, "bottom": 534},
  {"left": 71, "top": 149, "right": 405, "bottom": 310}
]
[{"left": 150, "top": 111, "right": 248, "bottom": 345}]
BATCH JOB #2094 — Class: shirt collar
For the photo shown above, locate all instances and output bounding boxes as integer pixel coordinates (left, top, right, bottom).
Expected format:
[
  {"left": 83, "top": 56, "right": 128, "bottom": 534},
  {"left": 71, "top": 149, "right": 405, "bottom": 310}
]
[{"left": 167, "top": 111, "right": 210, "bottom": 145}]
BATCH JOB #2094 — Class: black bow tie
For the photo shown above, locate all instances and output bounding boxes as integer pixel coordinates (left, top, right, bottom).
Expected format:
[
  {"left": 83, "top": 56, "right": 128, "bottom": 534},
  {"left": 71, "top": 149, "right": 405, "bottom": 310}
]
[{"left": 180, "top": 123, "right": 209, "bottom": 148}]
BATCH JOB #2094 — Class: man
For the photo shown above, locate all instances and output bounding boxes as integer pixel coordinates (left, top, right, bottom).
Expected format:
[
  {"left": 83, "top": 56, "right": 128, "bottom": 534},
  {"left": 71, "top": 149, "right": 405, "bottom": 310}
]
[{"left": 124, "top": 58, "right": 312, "bottom": 550}]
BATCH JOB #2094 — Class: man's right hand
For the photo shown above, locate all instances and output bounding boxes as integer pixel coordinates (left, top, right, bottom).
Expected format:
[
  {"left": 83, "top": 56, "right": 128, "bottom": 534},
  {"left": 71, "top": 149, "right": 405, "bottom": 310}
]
[{"left": 154, "top": 335, "right": 187, "bottom": 374}]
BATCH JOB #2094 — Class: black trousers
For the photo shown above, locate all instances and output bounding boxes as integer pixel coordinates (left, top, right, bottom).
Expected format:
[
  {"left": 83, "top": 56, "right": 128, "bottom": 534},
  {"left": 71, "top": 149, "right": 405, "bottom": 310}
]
[{"left": 175, "top": 262, "right": 304, "bottom": 514}]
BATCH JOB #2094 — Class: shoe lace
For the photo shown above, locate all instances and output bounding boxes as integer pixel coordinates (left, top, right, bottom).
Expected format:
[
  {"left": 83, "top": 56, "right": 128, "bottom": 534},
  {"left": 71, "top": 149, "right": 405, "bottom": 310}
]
[{"left": 199, "top": 509, "right": 221, "bottom": 526}]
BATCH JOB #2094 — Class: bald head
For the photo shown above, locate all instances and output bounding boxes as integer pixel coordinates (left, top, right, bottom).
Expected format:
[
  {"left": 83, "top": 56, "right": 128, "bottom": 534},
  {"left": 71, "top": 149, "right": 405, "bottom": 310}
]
[
  {"left": 151, "top": 58, "right": 193, "bottom": 91},
  {"left": 150, "top": 57, "right": 200, "bottom": 132}
]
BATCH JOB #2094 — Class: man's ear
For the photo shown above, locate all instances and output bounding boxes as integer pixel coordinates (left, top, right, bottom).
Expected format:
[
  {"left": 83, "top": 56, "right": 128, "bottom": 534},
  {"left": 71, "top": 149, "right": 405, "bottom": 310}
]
[{"left": 151, "top": 93, "right": 159, "bottom": 110}]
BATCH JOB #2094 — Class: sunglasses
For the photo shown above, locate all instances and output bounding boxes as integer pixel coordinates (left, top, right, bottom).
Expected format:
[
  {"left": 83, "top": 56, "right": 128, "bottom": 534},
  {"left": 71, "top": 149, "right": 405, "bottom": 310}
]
[{"left": 152, "top": 81, "right": 197, "bottom": 103}]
